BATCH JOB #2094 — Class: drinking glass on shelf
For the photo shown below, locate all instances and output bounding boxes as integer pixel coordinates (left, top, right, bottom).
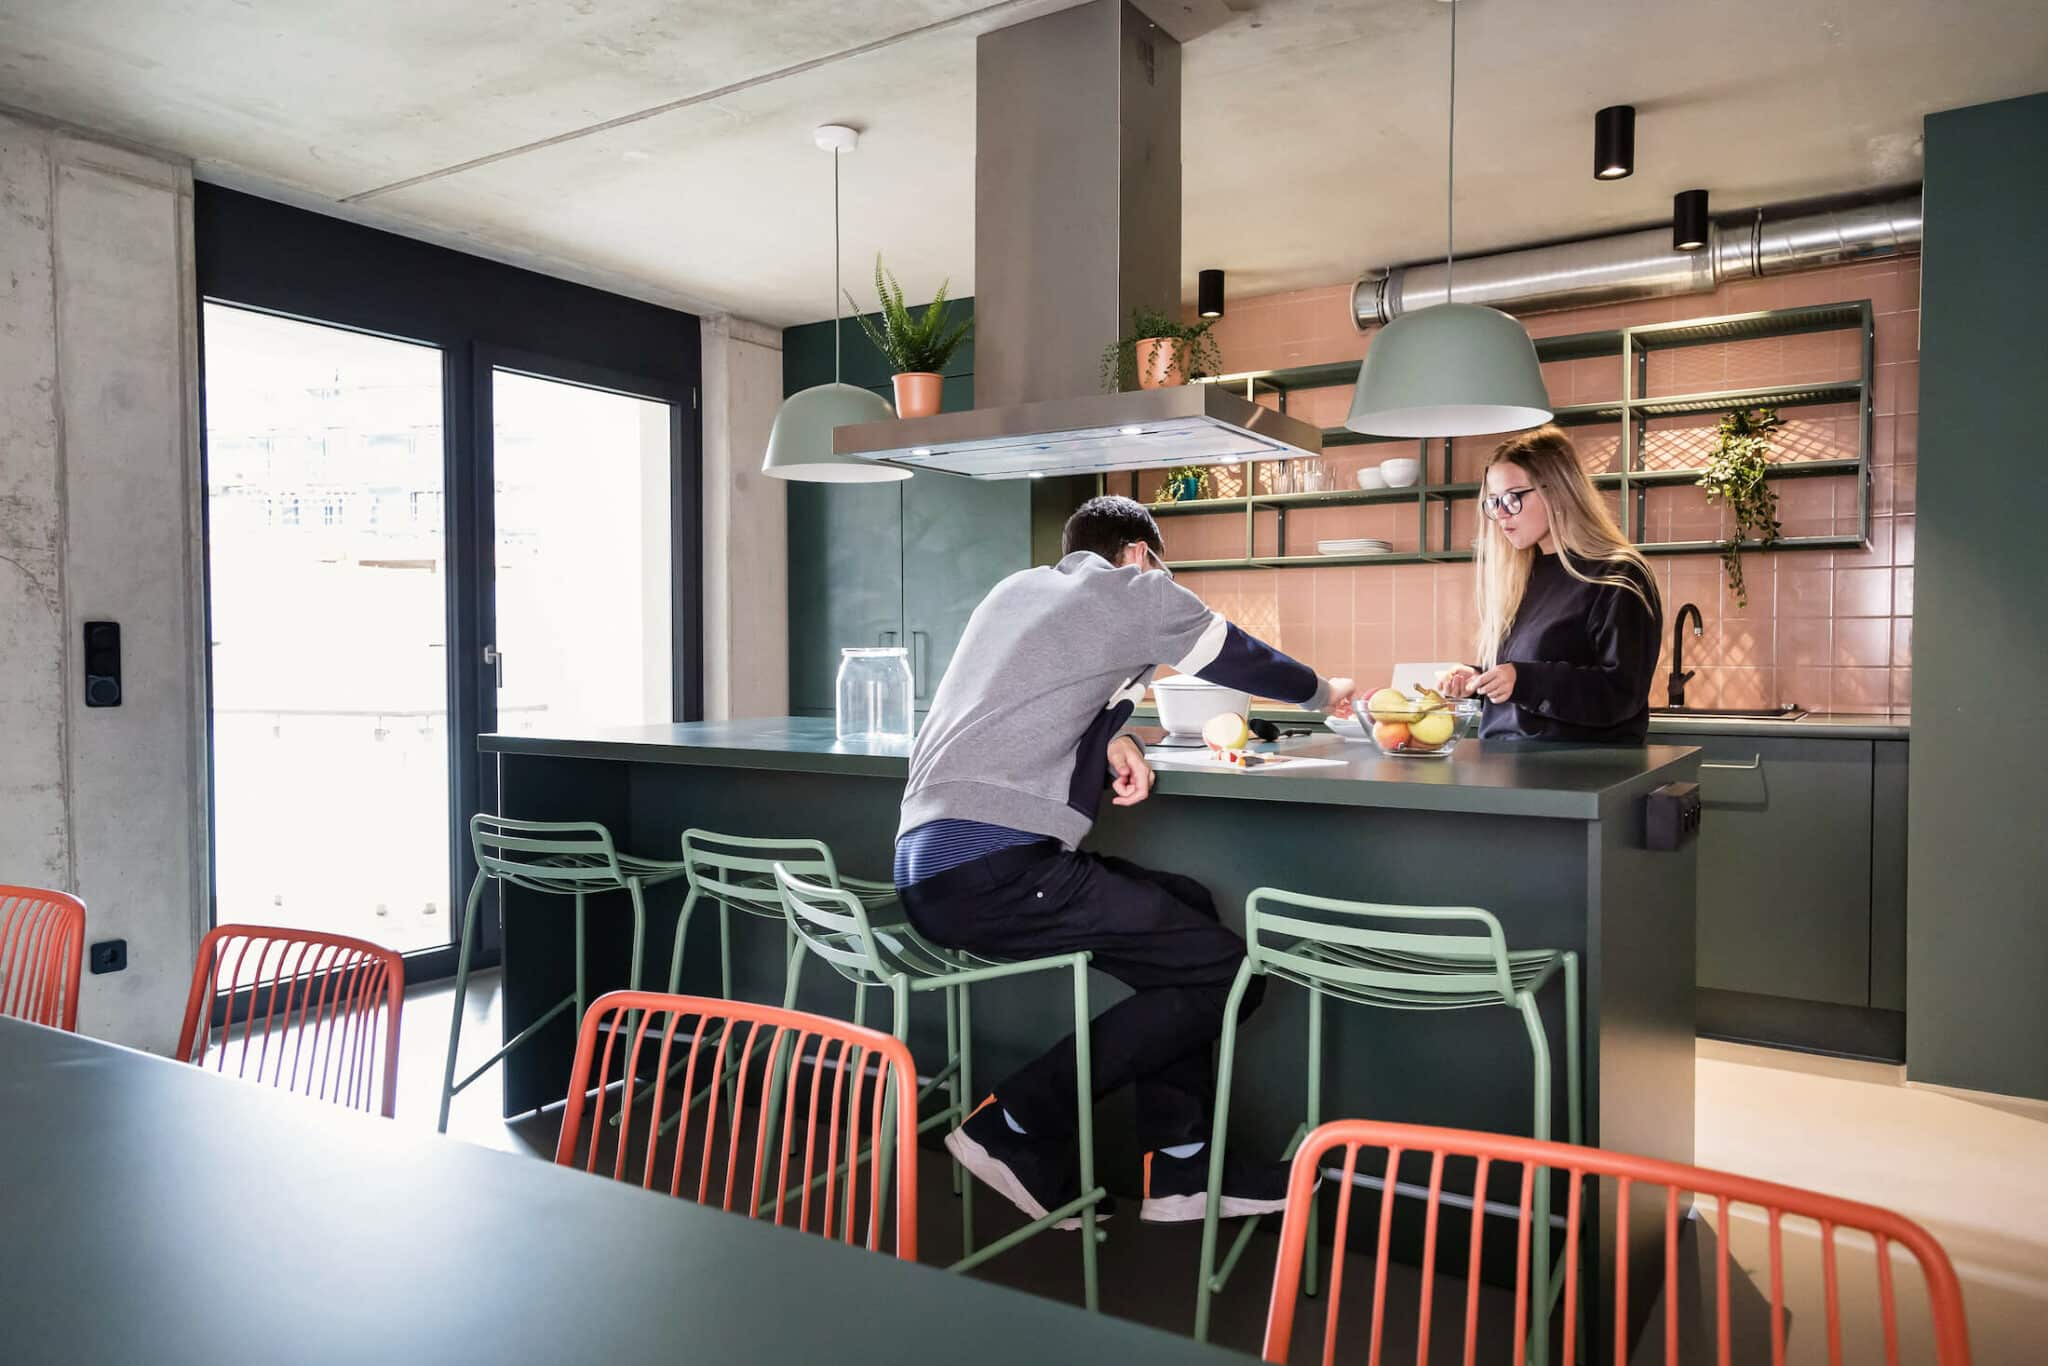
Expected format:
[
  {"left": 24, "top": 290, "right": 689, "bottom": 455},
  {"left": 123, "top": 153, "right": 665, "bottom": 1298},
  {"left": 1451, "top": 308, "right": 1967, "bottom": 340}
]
[
  {"left": 1267, "top": 460, "right": 1293, "bottom": 495},
  {"left": 1300, "top": 459, "right": 1330, "bottom": 493}
]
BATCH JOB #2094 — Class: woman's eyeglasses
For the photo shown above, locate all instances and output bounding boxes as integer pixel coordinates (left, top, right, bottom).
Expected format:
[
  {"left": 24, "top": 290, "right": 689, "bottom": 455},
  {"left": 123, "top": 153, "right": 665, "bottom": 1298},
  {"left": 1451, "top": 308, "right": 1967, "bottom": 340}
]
[{"left": 1481, "top": 486, "right": 1537, "bottom": 521}]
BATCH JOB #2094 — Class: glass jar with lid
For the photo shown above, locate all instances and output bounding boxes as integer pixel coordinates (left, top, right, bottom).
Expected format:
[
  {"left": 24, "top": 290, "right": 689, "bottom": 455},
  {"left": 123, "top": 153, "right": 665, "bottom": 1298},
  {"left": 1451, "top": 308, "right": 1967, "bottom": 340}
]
[{"left": 836, "top": 647, "right": 915, "bottom": 742}]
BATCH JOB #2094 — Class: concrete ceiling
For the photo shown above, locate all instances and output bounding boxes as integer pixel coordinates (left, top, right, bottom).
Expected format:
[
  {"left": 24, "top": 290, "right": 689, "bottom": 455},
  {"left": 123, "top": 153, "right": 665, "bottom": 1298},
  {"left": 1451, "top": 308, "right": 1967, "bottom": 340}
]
[{"left": 2, "top": 0, "right": 2042, "bottom": 326}]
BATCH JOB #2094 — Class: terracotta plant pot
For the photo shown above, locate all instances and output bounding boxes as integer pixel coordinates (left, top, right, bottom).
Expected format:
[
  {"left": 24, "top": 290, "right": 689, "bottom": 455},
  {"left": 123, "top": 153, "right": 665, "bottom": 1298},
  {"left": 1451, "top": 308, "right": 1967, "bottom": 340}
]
[
  {"left": 1134, "top": 337, "right": 1188, "bottom": 389},
  {"left": 891, "top": 371, "right": 943, "bottom": 418}
]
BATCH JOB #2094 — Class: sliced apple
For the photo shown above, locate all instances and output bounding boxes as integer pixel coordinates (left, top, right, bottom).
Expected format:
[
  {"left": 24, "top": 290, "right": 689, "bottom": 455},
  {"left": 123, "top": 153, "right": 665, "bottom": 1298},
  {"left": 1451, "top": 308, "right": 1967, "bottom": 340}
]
[{"left": 1203, "top": 711, "right": 1250, "bottom": 752}]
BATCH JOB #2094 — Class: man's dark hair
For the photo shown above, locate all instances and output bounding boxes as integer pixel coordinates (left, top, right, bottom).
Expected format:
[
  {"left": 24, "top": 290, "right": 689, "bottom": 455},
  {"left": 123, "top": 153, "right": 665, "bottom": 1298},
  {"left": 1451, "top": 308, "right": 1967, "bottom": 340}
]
[{"left": 1062, "top": 495, "right": 1164, "bottom": 563}]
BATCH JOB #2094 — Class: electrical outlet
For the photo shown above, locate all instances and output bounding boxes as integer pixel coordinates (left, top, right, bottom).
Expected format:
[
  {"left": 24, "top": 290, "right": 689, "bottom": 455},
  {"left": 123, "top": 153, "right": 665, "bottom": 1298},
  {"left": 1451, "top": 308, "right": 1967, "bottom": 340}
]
[{"left": 89, "top": 939, "right": 127, "bottom": 975}]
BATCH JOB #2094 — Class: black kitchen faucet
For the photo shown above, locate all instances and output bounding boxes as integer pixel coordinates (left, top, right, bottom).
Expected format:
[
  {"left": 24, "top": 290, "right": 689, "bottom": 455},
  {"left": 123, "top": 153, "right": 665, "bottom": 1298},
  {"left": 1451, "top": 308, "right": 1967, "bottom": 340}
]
[{"left": 1668, "top": 602, "right": 1703, "bottom": 708}]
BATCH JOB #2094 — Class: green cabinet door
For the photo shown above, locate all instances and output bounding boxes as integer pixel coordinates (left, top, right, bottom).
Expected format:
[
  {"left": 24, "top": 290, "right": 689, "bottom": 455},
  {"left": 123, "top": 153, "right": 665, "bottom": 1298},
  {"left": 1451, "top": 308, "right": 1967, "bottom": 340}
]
[
  {"left": 786, "top": 481, "right": 904, "bottom": 714},
  {"left": 902, "top": 464, "right": 1031, "bottom": 706},
  {"left": 1694, "top": 734, "right": 1875, "bottom": 1006},
  {"left": 1869, "top": 740, "right": 1909, "bottom": 1011}
]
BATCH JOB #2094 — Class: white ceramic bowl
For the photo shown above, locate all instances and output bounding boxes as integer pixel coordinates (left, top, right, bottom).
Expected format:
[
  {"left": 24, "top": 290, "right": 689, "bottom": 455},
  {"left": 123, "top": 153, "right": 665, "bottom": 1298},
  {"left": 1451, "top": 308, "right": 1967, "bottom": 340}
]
[
  {"left": 1355, "top": 467, "right": 1387, "bottom": 490},
  {"left": 1151, "top": 675, "right": 1251, "bottom": 737},
  {"left": 1378, "top": 456, "right": 1421, "bottom": 488}
]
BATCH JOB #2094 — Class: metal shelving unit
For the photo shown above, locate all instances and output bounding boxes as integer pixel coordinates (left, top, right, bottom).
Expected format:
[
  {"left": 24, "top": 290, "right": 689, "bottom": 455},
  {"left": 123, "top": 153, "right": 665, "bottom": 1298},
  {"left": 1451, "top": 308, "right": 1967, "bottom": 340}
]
[{"left": 1118, "top": 301, "right": 1874, "bottom": 570}]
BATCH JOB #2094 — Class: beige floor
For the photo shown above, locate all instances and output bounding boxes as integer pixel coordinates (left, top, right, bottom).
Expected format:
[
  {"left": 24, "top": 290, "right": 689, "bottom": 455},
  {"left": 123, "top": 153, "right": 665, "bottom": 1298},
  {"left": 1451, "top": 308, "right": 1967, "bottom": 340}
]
[
  {"left": 1693, "top": 1040, "right": 2048, "bottom": 1366},
  {"left": 408, "top": 976, "right": 2048, "bottom": 1364}
]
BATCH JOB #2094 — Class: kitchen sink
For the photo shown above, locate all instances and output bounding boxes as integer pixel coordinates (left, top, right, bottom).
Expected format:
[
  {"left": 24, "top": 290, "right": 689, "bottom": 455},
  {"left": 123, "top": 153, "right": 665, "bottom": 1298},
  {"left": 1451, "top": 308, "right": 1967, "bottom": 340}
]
[{"left": 1651, "top": 706, "right": 1808, "bottom": 720}]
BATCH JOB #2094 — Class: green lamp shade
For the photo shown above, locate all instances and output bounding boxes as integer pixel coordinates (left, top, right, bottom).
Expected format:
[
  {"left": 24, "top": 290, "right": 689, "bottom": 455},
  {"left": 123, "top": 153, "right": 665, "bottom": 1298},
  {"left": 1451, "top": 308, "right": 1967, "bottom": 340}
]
[
  {"left": 1345, "top": 303, "right": 1553, "bottom": 439},
  {"left": 761, "top": 382, "right": 908, "bottom": 482}
]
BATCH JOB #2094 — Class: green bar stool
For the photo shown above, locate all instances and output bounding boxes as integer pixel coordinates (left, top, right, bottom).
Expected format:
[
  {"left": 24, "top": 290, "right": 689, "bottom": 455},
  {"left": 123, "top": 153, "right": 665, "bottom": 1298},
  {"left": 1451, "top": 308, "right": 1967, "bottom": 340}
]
[
  {"left": 436, "top": 814, "right": 690, "bottom": 1134},
  {"left": 666, "top": 829, "right": 901, "bottom": 1006},
  {"left": 1192, "top": 888, "right": 1581, "bottom": 1364},
  {"left": 774, "top": 863, "right": 1111, "bottom": 1312}
]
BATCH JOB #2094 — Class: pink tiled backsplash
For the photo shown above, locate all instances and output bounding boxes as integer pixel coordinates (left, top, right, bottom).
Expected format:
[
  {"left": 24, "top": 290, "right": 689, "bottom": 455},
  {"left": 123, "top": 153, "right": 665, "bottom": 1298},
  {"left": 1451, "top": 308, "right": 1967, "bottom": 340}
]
[{"left": 1140, "top": 257, "right": 1918, "bottom": 715}]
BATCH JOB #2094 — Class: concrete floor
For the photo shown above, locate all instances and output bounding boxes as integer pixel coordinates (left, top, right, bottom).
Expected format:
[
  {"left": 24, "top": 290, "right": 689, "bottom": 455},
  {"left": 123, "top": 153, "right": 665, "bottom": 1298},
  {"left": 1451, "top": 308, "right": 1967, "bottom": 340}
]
[{"left": 407, "top": 972, "right": 2048, "bottom": 1365}]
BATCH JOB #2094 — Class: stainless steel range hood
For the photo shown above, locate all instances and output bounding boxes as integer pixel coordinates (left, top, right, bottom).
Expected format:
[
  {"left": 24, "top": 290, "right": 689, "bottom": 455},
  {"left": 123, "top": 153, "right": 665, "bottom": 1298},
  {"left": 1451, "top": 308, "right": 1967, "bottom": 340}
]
[
  {"left": 832, "top": 0, "right": 1322, "bottom": 480},
  {"left": 832, "top": 382, "right": 1320, "bottom": 479}
]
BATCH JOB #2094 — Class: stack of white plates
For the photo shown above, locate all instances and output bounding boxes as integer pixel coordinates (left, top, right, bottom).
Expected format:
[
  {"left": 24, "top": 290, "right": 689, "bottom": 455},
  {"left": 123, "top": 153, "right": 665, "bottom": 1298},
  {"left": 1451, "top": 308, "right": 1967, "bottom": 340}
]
[{"left": 1316, "top": 538, "right": 1393, "bottom": 557}]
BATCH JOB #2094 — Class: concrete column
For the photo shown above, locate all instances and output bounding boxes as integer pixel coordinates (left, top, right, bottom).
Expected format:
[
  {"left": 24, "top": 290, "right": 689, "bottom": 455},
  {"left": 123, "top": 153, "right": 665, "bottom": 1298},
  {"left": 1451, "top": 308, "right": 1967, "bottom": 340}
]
[
  {"left": 0, "top": 112, "right": 207, "bottom": 1052},
  {"left": 699, "top": 315, "right": 788, "bottom": 720}
]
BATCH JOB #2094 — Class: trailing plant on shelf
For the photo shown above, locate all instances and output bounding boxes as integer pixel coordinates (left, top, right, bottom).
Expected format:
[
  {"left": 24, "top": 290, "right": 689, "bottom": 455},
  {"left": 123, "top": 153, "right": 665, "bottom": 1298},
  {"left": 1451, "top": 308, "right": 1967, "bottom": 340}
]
[
  {"left": 1696, "top": 407, "right": 1782, "bottom": 608},
  {"left": 1099, "top": 308, "right": 1223, "bottom": 392},
  {"left": 1154, "top": 465, "right": 1212, "bottom": 503},
  {"left": 849, "top": 255, "right": 972, "bottom": 419}
]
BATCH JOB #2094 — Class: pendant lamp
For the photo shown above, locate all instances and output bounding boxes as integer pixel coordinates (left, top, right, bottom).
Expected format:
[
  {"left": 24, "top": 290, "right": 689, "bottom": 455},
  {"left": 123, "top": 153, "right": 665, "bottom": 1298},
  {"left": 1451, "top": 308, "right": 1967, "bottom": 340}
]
[
  {"left": 1345, "top": 1, "right": 1550, "bottom": 440},
  {"left": 762, "top": 125, "right": 906, "bottom": 483}
]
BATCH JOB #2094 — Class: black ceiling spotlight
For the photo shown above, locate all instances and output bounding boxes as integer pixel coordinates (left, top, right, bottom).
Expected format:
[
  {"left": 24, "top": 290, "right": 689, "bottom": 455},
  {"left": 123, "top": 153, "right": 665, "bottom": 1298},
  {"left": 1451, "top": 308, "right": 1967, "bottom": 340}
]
[
  {"left": 1198, "top": 268, "right": 1226, "bottom": 319},
  {"left": 1594, "top": 104, "right": 1635, "bottom": 180},
  {"left": 1673, "top": 189, "right": 1710, "bottom": 252}
]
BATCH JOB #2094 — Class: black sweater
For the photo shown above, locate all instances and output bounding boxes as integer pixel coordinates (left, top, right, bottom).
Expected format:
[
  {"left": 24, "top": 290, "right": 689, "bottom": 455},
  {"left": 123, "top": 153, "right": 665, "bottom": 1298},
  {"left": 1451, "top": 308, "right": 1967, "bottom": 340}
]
[{"left": 1478, "top": 550, "right": 1662, "bottom": 744}]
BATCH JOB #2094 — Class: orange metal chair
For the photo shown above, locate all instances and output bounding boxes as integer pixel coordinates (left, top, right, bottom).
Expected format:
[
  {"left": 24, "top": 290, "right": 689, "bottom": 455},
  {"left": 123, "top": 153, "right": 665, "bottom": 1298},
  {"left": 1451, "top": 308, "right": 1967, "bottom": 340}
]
[
  {"left": 554, "top": 990, "right": 920, "bottom": 1261},
  {"left": 1263, "top": 1119, "right": 1970, "bottom": 1366},
  {"left": 175, "top": 924, "right": 405, "bottom": 1118},
  {"left": 0, "top": 884, "right": 86, "bottom": 1031}
]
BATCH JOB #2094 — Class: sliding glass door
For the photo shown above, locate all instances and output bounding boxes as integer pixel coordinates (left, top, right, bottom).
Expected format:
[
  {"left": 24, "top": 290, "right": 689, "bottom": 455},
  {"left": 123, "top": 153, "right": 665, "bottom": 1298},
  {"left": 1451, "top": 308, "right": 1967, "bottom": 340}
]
[
  {"left": 485, "top": 364, "right": 679, "bottom": 735},
  {"left": 202, "top": 304, "right": 454, "bottom": 956}
]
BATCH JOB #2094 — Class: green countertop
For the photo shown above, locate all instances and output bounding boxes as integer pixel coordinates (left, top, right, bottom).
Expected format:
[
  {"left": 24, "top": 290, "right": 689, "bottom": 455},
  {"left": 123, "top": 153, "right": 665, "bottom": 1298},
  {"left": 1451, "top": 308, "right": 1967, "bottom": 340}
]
[
  {"left": 1134, "top": 704, "right": 1911, "bottom": 741},
  {"left": 482, "top": 717, "right": 1698, "bottom": 822}
]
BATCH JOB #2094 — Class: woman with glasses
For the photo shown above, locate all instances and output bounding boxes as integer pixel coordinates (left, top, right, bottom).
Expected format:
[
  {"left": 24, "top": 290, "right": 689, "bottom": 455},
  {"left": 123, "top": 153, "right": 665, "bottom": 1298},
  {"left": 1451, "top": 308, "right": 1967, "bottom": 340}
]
[{"left": 1441, "top": 425, "right": 1663, "bottom": 742}]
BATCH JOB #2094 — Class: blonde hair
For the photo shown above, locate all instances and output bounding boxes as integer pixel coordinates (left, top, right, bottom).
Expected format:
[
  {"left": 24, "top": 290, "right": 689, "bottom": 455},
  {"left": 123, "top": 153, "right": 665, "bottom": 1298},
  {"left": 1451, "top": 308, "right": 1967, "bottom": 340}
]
[{"left": 1474, "top": 426, "right": 1660, "bottom": 667}]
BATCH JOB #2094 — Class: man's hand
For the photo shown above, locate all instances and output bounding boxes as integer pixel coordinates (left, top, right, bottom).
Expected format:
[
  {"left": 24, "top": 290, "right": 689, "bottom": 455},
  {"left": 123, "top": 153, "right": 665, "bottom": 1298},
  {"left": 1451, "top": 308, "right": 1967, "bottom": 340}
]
[
  {"left": 1107, "top": 734, "right": 1155, "bottom": 807},
  {"left": 1470, "top": 663, "right": 1518, "bottom": 704},
  {"left": 1324, "top": 677, "right": 1359, "bottom": 720}
]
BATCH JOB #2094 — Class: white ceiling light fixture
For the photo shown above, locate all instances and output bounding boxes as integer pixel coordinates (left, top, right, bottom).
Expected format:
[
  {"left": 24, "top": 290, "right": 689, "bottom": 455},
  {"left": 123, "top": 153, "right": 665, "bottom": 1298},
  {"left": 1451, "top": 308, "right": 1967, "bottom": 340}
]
[
  {"left": 1345, "top": 0, "right": 1551, "bottom": 439},
  {"left": 762, "top": 124, "right": 908, "bottom": 483}
]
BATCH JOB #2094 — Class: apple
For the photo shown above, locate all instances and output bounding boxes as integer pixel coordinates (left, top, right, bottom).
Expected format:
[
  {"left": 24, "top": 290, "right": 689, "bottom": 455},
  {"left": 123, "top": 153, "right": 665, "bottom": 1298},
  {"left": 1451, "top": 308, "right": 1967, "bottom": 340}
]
[
  {"left": 1203, "top": 711, "right": 1250, "bottom": 751},
  {"left": 1372, "top": 721, "right": 1411, "bottom": 749},
  {"left": 1410, "top": 710, "right": 1457, "bottom": 748}
]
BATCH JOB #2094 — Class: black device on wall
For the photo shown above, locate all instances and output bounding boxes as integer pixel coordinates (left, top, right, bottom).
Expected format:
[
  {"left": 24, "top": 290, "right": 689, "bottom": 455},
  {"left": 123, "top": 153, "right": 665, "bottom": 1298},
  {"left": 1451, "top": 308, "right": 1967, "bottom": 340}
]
[{"left": 83, "top": 620, "right": 121, "bottom": 707}]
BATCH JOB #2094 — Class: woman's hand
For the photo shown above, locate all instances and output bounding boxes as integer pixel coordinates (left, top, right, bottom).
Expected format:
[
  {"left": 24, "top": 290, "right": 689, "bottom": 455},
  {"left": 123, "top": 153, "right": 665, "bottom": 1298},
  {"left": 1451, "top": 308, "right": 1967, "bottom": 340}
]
[
  {"left": 1107, "top": 734, "right": 1155, "bottom": 807},
  {"left": 1470, "top": 663, "right": 1518, "bottom": 704},
  {"left": 1439, "top": 667, "right": 1478, "bottom": 699}
]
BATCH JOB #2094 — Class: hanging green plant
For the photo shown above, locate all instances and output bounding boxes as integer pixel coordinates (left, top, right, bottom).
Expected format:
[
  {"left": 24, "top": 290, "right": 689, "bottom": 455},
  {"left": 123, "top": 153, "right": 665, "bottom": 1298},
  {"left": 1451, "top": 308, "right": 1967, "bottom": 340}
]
[
  {"left": 848, "top": 255, "right": 973, "bottom": 374},
  {"left": 1696, "top": 407, "right": 1783, "bottom": 608},
  {"left": 1099, "top": 308, "right": 1223, "bottom": 393}
]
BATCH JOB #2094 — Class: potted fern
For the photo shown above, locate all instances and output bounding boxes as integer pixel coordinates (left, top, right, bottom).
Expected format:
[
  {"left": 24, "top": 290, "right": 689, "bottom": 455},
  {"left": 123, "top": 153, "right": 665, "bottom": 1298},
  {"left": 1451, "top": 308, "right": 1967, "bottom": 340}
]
[
  {"left": 849, "top": 256, "right": 972, "bottom": 419},
  {"left": 1100, "top": 308, "right": 1223, "bottom": 392}
]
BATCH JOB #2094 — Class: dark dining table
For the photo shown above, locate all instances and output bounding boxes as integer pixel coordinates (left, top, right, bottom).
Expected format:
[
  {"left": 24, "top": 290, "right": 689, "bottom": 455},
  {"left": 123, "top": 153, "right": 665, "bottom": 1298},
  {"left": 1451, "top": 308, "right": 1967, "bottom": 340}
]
[{"left": 0, "top": 1016, "right": 1250, "bottom": 1366}]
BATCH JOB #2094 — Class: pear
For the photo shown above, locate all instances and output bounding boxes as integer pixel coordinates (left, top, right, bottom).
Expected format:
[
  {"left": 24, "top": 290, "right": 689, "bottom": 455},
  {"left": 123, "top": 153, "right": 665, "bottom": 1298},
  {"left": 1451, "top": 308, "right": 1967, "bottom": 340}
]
[
  {"left": 1366, "top": 688, "right": 1421, "bottom": 724},
  {"left": 1410, "top": 709, "right": 1458, "bottom": 748}
]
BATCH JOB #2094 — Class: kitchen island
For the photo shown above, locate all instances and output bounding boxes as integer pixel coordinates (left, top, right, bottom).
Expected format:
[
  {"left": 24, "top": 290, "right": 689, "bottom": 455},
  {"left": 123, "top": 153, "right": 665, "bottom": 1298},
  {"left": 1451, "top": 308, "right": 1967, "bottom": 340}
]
[{"left": 479, "top": 718, "right": 1698, "bottom": 1346}]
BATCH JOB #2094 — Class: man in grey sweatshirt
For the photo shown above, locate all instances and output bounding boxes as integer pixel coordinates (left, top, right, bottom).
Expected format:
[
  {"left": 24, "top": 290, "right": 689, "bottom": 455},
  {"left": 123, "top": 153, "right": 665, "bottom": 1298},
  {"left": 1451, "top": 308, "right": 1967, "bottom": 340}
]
[{"left": 895, "top": 495, "right": 1354, "bottom": 1226}]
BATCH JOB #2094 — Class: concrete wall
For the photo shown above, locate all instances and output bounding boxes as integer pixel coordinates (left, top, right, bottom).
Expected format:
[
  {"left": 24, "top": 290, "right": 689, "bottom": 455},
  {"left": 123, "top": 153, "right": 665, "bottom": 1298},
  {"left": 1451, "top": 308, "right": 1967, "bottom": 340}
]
[
  {"left": 0, "top": 111, "right": 207, "bottom": 1052},
  {"left": 1908, "top": 91, "right": 2048, "bottom": 1102},
  {"left": 699, "top": 315, "right": 788, "bottom": 720}
]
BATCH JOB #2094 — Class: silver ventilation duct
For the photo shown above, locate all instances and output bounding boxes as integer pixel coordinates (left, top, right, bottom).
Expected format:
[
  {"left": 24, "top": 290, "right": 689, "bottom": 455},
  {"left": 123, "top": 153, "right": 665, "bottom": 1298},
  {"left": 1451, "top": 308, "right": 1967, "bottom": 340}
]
[{"left": 1353, "top": 194, "right": 1923, "bottom": 327}]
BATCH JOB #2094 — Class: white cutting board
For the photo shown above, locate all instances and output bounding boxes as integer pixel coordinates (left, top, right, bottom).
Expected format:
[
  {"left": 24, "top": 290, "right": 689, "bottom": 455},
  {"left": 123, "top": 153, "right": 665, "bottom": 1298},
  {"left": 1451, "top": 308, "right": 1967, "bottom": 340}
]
[
  {"left": 1392, "top": 661, "right": 1470, "bottom": 693},
  {"left": 1143, "top": 747, "right": 1347, "bottom": 773}
]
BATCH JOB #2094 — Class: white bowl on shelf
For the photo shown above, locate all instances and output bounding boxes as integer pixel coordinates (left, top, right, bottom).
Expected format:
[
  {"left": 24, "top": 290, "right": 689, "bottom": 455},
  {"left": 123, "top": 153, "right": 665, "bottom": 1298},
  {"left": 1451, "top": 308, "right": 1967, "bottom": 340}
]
[
  {"left": 1150, "top": 675, "right": 1251, "bottom": 738},
  {"left": 1355, "top": 467, "right": 1387, "bottom": 490},
  {"left": 1378, "top": 457, "right": 1420, "bottom": 488}
]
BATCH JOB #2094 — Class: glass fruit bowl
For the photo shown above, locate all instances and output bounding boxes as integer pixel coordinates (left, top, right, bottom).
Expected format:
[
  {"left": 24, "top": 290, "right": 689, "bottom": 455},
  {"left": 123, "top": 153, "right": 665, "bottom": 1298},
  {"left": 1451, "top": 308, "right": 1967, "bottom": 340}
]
[{"left": 1362, "top": 687, "right": 1480, "bottom": 759}]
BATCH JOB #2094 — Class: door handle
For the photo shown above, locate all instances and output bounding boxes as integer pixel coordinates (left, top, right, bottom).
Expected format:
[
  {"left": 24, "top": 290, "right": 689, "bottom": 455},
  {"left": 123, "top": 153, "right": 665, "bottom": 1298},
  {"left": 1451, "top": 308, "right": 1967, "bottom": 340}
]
[
  {"left": 482, "top": 645, "right": 504, "bottom": 688},
  {"left": 911, "top": 630, "right": 929, "bottom": 699},
  {"left": 1700, "top": 756, "right": 1761, "bottom": 771}
]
